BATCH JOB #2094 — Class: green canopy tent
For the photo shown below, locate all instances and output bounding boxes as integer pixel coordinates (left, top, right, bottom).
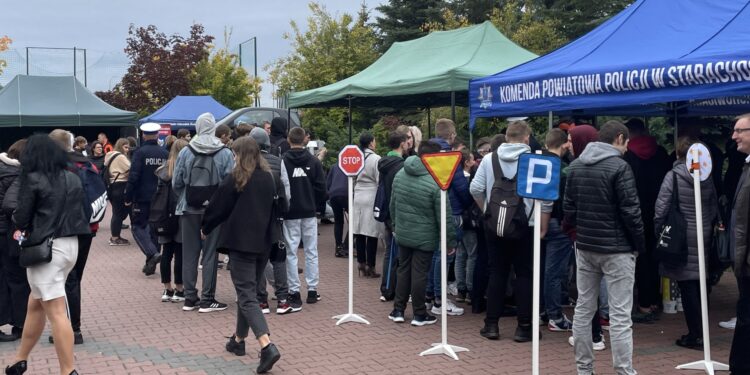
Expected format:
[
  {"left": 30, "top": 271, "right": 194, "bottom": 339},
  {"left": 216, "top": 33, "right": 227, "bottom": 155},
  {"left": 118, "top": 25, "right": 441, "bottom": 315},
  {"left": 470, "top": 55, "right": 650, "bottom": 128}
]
[
  {"left": 0, "top": 75, "right": 137, "bottom": 127},
  {"left": 287, "top": 21, "right": 537, "bottom": 142}
]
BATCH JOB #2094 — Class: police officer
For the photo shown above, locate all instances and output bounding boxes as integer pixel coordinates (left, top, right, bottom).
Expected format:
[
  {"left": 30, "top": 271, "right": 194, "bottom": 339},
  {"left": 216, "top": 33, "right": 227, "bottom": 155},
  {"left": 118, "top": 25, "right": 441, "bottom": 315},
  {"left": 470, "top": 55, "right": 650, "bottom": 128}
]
[{"left": 126, "top": 123, "right": 168, "bottom": 276}]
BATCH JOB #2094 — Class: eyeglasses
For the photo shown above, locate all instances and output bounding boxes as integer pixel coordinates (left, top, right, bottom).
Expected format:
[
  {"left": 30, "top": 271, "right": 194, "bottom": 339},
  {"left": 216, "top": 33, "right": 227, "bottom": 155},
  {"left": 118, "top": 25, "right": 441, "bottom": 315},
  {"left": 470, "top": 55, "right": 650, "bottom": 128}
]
[
  {"left": 733, "top": 127, "right": 750, "bottom": 134},
  {"left": 477, "top": 148, "right": 491, "bottom": 155}
]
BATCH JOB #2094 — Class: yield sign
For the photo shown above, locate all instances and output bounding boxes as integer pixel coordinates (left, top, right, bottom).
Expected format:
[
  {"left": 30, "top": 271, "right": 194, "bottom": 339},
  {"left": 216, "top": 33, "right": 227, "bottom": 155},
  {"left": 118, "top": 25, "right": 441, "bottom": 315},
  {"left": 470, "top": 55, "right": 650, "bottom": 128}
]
[{"left": 421, "top": 151, "right": 462, "bottom": 190}]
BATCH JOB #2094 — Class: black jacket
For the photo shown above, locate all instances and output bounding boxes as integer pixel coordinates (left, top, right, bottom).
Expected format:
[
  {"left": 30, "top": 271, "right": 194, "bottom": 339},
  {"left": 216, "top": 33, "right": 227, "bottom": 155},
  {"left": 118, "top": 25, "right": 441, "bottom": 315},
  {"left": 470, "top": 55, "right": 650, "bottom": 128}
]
[
  {"left": 0, "top": 154, "right": 20, "bottom": 234},
  {"left": 377, "top": 154, "right": 405, "bottom": 216},
  {"left": 564, "top": 142, "right": 645, "bottom": 254},
  {"left": 13, "top": 171, "right": 91, "bottom": 246},
  {"left": 624, "top": 135, "right": 672, "bottom": 252},
  {"left": 269, "top": 118, "right": 291, "bottom": 156},
  {"left": 282, "top": 148, "right": 327, "bottom": 220},
  {"left": 262, "top": 151, "right": 288, "bottom": 213},
  {"left": 88, "top": 154, "right": 105, "bottom": 173},
  {"left": 126, "top": 139, "right": 168, "bottom": 203},
  {"left": 202, "top": 170, "right": 276, "bottom": 255}
]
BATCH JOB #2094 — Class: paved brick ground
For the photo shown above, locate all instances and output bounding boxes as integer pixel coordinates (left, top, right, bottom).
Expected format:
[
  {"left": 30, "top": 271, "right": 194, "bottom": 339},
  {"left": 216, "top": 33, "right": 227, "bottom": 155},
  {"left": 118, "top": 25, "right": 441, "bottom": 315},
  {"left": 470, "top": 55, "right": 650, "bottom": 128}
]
[{"left": 0, "top": 214, "right": 740, "bottom": 374}]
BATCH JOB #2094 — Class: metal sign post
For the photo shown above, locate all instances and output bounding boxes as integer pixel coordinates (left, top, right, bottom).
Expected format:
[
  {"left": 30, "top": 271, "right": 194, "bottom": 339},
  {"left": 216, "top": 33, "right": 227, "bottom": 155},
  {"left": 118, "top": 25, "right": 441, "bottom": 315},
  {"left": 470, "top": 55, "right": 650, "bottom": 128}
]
[
  {"left": 676, "top": 144, "right": 728, "bottom": 374},
  {"left": 333, "top": 146, "right": 369, "bottom": 326},
  {"left": 420, "top": 152, "right": 468, "bottom": 360},
  {"left": 517, "top": 152, "right": 561, "bottom": 375}
]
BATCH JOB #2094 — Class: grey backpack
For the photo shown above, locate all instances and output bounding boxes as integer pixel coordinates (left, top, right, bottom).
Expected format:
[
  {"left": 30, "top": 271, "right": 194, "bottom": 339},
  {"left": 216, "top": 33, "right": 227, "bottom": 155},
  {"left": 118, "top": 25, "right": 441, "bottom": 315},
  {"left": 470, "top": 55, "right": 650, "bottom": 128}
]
[{"left": 185, "top": 145, "right": 224, "bottom": 208}]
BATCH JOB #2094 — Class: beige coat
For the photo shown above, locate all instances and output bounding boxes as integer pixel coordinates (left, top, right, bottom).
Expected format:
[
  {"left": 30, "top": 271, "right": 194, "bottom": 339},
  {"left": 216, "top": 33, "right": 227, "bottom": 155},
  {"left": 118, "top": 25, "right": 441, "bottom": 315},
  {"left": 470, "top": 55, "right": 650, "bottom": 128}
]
[
  {"left": 352, "top": 148, "right": 383, "bottom": 238},
  {"left": 104, "top": 151, "right": 130, "bottom": 183}
]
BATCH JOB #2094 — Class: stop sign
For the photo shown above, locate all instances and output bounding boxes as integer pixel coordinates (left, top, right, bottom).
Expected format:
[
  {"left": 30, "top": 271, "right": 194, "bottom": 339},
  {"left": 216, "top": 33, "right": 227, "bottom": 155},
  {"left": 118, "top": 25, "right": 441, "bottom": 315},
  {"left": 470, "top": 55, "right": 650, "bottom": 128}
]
[{"left": 338, "top": 145, "right": 365, "bottom": 176}]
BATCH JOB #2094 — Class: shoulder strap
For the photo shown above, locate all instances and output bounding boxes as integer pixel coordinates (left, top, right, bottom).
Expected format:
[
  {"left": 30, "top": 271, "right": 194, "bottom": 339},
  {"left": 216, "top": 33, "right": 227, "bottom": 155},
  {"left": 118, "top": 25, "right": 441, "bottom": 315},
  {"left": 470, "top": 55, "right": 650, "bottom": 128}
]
[
  {"left": 105, "top": 152, "right": 122, "bottom": 168},
  {"left": 490, "top": 152, "right": 505, "bottom": 182},
  {"left": 671, "top": 171, "right": 681, "bottom": 213}
]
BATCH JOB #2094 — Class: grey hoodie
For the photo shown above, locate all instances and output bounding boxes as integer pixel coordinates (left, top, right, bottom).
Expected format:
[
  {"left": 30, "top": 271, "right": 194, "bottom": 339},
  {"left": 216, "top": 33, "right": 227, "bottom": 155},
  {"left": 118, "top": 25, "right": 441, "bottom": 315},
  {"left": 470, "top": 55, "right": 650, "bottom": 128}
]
[
  {"left": 578, "top": 142, "right": 623, "bottom": 165},
  {"left": 470, "top": 142, "right": 536, "bottom": 225}
]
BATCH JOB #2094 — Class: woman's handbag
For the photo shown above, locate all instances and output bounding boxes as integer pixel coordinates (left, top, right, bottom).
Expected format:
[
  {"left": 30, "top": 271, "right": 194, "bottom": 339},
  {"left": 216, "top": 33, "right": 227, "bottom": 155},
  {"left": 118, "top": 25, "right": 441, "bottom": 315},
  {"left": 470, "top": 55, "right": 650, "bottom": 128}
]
[
  {"left": 19, "top": 173, "right": 68, "bottom": 268},
  {"left": 655, "top": 173, "right": 688, "bottom": 266},
  {"left": 268, "top": 175, "right": 287, "bottom": 263}
]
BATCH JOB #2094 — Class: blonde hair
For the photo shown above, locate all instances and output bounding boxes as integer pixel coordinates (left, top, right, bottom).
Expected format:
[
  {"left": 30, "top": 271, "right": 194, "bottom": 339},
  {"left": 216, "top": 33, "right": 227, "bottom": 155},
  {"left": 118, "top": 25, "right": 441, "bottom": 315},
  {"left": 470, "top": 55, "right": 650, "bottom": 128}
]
[
  {"left": 114, "top": 138, "right": 130, "bottom": 154},
  {"left": 409, "top": 125, "right": 423, "bottom": 152},
  {"left": 435, "top": 118, "right": 456, "bottom": 140},
  {"left": 49, "top": 129, "right": 74, "bottom": 151},
  {"left": 167, "top": 139, "right": 189, "bottom": 179},
  {"left": 506, "top": 121, "right": 531, "bottom": 143},
  {"left": 231, "top": 137, "right": 270, "bottom": 192}
]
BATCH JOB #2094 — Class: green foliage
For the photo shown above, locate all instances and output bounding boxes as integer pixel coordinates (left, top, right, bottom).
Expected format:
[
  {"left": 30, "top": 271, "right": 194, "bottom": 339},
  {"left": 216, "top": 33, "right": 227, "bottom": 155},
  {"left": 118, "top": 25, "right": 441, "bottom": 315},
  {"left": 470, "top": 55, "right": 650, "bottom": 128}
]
[
  {"left": 542, "top": 0, "right": 634, "bottom": 41},
  {"left": 189, "top": 49, "right": 258, "bottom": 110},
  {"left": 0, "top": 36, "right": 10, "bottom": 76},
  {"left": 374, "top": 0, "right": 448, "bottom": 51}
]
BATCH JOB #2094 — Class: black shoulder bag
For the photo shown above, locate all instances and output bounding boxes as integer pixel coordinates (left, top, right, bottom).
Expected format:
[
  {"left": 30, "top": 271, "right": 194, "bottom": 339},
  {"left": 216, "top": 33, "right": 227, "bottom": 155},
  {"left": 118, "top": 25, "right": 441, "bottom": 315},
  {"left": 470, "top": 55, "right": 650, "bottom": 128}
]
[
  {"left": 268, "top": 173, "right": 287, "bottom": 263},
  {"left": 654, "top": 173, "right": 688, "bottom": 266},
  {"left": 19, "top": 173, "right": 68, "bottom": 268}
]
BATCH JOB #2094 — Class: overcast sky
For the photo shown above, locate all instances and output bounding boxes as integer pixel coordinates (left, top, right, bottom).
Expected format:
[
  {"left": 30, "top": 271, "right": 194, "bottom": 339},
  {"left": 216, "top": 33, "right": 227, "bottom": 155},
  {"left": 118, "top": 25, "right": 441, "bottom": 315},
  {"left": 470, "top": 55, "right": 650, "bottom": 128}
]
[{"left": 2, "top": 0, "right": 384, "bottom": 106}]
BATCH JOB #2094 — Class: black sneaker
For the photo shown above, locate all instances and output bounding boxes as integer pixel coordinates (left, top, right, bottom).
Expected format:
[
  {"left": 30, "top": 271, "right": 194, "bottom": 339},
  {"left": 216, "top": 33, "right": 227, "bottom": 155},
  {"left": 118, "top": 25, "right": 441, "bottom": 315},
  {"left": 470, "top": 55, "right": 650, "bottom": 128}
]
[
  {"left": 411, "top": 314, "right": 438, "bottom": 326},
  {"left": 225, "top": 334, "right": 246, "bottom": 356},
  {"left": 142, "top": 254, "right": 161, "bottom": 276},
  {"left": 335, "top": 245, "right": 346, "bottom": 258},
  {"left": 388, "top": 309, "right": 405, "bottom": 323},
  {"left": 257, "top": 343, "right": 281, "bottom": 374},
  {"left": 288, "top": 292, "right": 303, "bottom": 312},
  {"left": 161, "top": 289, "right": 174, "bottom": 302},
  {"left": 171, "top": 290, "right": 185, "bottom": 303},
  {"left": 199, "top": 299, "right": 228, "bottom": 313},
  {"left": 514, "top": 324, "right": 533, "bottom": 343},
  {"left": 182, "top": 298, "right": 200, "bottom": 311},
  {"left": 306, "top": 291, "right": 321, "bottom": 304},
  {"left": 480, "top": 322, "right": 500, "bottom": 340}
]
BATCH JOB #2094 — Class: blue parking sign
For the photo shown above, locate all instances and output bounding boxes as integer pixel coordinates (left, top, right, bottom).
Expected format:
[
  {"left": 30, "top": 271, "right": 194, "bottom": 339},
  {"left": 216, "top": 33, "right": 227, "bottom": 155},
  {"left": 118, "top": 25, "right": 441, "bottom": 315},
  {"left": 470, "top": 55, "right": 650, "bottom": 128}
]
[{"left": 516, "top": 153, "right": 561, "bottom": 201}]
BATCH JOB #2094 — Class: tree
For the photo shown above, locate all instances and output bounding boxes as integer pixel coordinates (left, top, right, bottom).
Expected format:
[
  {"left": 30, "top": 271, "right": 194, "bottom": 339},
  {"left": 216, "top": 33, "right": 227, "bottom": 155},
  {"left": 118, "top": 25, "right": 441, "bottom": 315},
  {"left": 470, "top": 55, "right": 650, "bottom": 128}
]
[
  {"left": 189, "top": 49, "right": 258, "bottom": 109},
  {"left": 269, "top": 2, "right": 381, "bottom": 167},
  {"left": 489, "top": 1, "right": 567, "bottom": 55},
  {"left": 542, "top": 0, "right": 633, "bottom": 41},
  {"left": 96, "top": 24, "right": 214, "bottom": 116},
  {"left": 374, "top": 0, "right": 447, "bottom": 51},
  {"left": 0, "top": 36, "right": 11, "bottom": 76}
]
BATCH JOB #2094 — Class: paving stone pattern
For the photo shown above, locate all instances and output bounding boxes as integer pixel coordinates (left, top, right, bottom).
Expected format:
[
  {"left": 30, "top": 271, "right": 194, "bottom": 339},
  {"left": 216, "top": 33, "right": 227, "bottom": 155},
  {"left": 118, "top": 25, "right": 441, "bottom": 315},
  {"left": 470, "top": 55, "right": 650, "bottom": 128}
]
[{"left": 0, "top": 212, "right": 739, "bottom": 374}]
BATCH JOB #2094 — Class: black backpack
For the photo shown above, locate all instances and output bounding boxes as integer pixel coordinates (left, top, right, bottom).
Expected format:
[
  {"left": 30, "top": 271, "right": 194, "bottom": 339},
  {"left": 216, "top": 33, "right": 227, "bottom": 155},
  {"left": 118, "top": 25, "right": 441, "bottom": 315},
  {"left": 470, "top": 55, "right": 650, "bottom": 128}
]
[
  {"left": 71, "top": 160, "right": 108, "bottom": 224},
  {"left": 185, "top": 145, "right": 224, "bottom": 208},
  {"left": 149, "top": 175, "right": 178, "bottom": 236},
  {"left": 269, "top": 138, "right": 287, "bottom": 158},
  {"left": 484, "top": 154, "right": 529, "bottom": 239}
]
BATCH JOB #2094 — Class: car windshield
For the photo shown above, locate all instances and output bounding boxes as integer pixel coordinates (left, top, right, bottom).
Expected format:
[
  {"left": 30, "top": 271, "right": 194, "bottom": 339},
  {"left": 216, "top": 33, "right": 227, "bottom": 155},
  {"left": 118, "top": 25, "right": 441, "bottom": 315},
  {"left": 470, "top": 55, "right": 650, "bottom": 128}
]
[{"left": 234, "top": 110, "right": 276, "bottom": 126}]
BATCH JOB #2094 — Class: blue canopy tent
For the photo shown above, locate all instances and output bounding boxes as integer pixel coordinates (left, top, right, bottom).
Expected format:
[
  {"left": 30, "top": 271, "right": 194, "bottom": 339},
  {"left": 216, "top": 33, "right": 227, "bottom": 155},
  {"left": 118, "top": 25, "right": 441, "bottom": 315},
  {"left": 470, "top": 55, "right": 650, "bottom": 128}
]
[
  {"left": 140, "top": 95, "right": 231, "bottom": 130},
  {"left": 469, "top": 0, "right": 750, "bottom": 128}
]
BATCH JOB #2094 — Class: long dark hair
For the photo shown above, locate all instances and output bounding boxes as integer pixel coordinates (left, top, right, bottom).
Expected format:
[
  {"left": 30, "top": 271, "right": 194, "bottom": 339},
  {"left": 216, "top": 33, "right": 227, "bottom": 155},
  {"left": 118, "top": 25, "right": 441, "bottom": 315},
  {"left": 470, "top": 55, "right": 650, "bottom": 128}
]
[
  {"left": 231, "top": 137, "right": 270, "bottom": 192},
  {"left": 20, "top": 134, "right": 69, "bottom": 182},
  {"left": 359, "top": 132, "right": 374, "bottom": 151}
]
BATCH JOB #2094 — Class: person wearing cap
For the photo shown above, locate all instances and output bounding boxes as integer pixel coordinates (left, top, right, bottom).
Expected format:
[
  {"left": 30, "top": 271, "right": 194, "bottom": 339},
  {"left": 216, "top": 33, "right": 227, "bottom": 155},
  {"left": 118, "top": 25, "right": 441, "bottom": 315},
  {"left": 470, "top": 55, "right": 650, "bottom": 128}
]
[
  {"left": 126, "top": 123, "right": 169, "bottom": 276},
  {"left": 250, "top": 128, "right": 293, "bottom": 315}
]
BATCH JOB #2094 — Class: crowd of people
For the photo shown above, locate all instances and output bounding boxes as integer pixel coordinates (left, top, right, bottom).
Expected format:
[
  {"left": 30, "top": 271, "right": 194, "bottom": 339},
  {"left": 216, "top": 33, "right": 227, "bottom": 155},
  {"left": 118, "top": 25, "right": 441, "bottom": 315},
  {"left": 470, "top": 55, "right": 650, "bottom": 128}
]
[{"left": 0, "top": 112, "right": 748, "bottom": 375}]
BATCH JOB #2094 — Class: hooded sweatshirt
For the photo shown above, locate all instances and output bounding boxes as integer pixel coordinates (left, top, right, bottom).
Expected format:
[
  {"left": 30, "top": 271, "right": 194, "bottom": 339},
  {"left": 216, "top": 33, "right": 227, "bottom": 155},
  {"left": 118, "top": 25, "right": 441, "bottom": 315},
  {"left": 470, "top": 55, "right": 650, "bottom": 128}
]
[
  {"left": 569, "top": 125, "right": 599, "bottom": 158},
  {"left": 282, "top": 148, "right": 327, "bottom": 219},
  {"left": 172, "top": 113, "right": 235, "bottom": 215},
  {"left": 270, "top": 117, "right": 291, "bottom": 156},
  {"left": 0, "top": 153, "right": 20, "bottom": 233},
  {"left": 470, "top": 142, "right": 536, "bottom": 225}
]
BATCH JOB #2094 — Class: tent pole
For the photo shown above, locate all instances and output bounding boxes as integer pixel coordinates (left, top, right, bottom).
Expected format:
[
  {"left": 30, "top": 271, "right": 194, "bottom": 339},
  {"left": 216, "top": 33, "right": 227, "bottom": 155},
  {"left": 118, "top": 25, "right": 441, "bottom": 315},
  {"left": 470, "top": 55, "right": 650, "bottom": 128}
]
[
  {"left": 451, "top": 91, "right": 456, "bottom": 122},
  {"left": 548, "top": 111, "right": 553, "bottom": 130},
  {"left": 73, "top": 47, "right": 77, "bottom": 79},
  {"left": 25, "top": 47, "right": 29, "bottom": 75},
  {"left": 427, "top": 107, "right": 432, "bottom": 139},
  {"left": 348, "top": 96, "right": 353, "bottom": 145}
]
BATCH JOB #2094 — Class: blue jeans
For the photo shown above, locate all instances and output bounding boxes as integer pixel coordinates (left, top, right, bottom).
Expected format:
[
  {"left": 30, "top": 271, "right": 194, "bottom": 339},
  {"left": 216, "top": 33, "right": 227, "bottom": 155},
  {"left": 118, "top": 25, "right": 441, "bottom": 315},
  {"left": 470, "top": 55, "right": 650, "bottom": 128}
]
[
  {"left": 426, "top": 215, "right": 460, "bottom": 300},
  {"left": 283, "top": 217, "right": 319, "bottom": 293},
  {"left": 544, "top": 219, "right": 573, "bottom": 320},
  {"left": 455, "top": 228, "right": 477, "bottom": 293}
]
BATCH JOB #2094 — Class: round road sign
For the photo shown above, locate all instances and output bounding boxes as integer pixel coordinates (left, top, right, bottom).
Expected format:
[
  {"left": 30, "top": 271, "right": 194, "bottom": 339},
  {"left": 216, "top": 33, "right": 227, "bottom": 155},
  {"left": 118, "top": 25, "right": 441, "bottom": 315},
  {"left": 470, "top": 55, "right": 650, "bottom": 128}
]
[{"left": 338, "top": 145, "right": 365, "bottom": 176}]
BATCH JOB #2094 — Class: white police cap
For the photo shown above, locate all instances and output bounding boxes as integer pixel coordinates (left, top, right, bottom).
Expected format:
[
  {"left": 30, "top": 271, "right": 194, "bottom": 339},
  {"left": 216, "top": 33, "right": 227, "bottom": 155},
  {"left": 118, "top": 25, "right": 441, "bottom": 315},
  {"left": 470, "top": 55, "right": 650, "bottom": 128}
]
[{"left": 140, "top": 122, "right": 161, "bottom": 134}]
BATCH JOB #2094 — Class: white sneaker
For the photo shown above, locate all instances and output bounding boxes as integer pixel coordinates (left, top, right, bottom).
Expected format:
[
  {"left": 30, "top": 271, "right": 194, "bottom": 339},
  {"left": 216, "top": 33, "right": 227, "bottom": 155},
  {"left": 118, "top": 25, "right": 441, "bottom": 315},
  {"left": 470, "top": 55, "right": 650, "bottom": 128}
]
[
  {"left": 431, "top": 299, "right": 464, "bottom": 316},
  {"left": 568, "top": 336, "right": 606, "bottom": 351},
  {"left": 447, "top": 282, "right": 459, "bottom": 296},
  {"left": 719, "top": 317, "right": 737, "bottom": 330}
]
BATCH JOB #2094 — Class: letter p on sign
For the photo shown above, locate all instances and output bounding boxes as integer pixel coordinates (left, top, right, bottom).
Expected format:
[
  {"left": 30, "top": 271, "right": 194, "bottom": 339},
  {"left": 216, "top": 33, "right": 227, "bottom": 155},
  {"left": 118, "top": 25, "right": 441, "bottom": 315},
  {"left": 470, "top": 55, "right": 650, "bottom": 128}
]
[{"left": 516, "top": 153, "right": 561, "bottom": 201}]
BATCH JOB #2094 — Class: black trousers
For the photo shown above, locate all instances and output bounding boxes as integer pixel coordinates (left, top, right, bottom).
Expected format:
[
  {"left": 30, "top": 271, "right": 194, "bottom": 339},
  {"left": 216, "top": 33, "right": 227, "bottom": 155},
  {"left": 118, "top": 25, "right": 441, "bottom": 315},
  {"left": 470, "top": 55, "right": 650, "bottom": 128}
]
[
  {"left": 677, "top": 280, "right": 703, "bottom": 339},
  {"left": 355, "top": 234, "right": 378, "bottom": 267},
  {"left": 471, "top": 223, "right": 489, "bottom": 313},
  {"left": 108, "top": 182, "right": 129, "bottom": 239},
  {"left": 160, "top": 242, "right": 183, "bottom": 285},
  {"left": 730, "top": 276, "right": 750, "bottom": 373},
  {"left": 393, "top": 245, "right": 432, "bottom": 316},
  {"left": 635, "top": 250, "right": 661, "bottom": 308},
  {"left": 329, "top": 196, "right": 347, "bottom": 247},
  {"left": 65, "top": 233, "right": 93, "bottom": 332},
  {"left": 0, "top": 232, "right": 29, "bottom": 329},
  {"left": 485, "top": 230, "right": 533, "bottom": 326}
]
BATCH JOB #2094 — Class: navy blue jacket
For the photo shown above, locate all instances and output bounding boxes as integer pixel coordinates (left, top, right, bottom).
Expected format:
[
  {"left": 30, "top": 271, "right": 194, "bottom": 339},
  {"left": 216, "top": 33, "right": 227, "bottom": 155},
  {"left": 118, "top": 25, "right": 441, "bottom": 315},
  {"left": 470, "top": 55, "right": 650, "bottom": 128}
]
[
  {"left": 429, "top": 137, "right": 473, "bottom": 216},
  {"left": 126, "top": 139, "right": 168, "bottom": 203}
]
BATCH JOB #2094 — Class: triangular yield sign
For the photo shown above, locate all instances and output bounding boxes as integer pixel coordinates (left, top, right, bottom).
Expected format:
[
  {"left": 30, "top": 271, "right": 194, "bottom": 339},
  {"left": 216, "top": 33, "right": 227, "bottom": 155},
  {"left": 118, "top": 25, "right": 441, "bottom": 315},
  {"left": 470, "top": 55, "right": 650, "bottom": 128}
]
[{"left": 421, "top": 151, "right": 463, "bottom": 191}]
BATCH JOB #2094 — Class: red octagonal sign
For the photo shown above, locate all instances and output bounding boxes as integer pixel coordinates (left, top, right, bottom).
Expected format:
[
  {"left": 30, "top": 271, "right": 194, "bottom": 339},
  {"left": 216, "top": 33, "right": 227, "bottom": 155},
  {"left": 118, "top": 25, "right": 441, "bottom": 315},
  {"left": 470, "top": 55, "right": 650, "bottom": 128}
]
[{"left": 338, "top": 145, "right": 365, "bottom": 176}]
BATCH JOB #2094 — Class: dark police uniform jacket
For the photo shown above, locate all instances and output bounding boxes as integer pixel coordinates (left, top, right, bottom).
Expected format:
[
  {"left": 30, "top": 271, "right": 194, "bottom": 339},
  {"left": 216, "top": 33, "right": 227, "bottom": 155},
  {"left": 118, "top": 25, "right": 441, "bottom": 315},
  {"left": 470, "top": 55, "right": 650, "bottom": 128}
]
[{"left": 125, "top": 139, "right": 168, "bottom": 203}]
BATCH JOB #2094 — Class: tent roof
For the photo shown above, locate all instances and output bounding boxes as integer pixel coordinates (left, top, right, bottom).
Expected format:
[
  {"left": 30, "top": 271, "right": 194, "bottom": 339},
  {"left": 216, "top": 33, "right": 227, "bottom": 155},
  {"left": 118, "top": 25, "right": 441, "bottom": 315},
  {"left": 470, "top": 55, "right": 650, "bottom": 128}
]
[
  {"left": 140, "top": 95, "right": 231, "bottom": 125},
  {"left": 470, "top": 0, "right": 750, "bottom": 125},
  {"left": 289, "top": 21, "right": 537, "bottom": 108},
  {"left": 0, "top": 75, "right": 137, "bottom": 127}
]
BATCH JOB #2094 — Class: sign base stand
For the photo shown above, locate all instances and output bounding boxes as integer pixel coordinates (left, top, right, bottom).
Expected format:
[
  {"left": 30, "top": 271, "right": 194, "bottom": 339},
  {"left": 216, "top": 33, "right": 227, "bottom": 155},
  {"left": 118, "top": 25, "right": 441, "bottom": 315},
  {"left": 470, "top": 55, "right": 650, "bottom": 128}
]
[
  {"left": 332, "top": 313, "right": 370, "bottom": 326},
  {"left": 420, "top": 343, "right": 469, "bottom": 361},
  {"left": 676, "top": 360, "right": 729, "bottom": 374}
]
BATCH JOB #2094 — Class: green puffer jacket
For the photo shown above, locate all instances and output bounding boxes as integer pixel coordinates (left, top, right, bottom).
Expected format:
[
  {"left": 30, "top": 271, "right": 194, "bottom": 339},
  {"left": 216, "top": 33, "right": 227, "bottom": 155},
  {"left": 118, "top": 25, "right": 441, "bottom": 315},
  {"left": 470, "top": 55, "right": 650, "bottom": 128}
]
[{"left": 389, "top": 156, "right": 456, "bottom": 251}]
